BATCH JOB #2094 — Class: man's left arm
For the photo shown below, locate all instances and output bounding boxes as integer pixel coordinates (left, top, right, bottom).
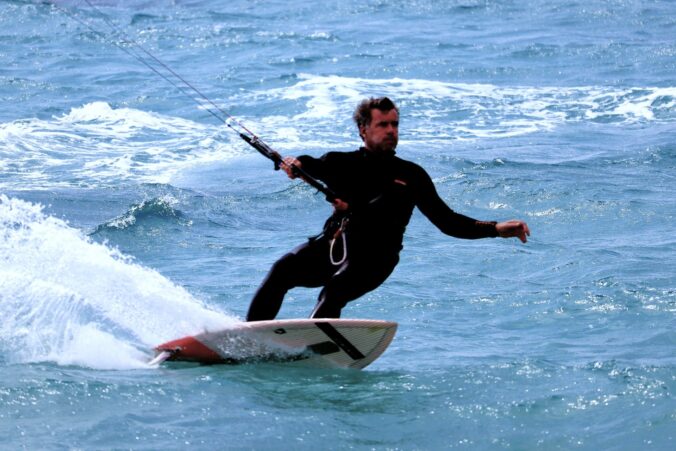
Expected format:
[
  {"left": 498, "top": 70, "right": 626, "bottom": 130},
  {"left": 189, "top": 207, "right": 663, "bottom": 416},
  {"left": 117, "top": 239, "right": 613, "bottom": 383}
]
[{"left": 413, "top": 165, "right": 529, "bottom": 242}]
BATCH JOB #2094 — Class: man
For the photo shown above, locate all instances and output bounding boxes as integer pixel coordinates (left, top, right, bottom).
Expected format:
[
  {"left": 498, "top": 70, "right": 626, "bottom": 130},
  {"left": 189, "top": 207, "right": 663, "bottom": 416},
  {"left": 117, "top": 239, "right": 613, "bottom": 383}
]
[{"left": 246, "top": 97, "right": 530, "bottom": 321}]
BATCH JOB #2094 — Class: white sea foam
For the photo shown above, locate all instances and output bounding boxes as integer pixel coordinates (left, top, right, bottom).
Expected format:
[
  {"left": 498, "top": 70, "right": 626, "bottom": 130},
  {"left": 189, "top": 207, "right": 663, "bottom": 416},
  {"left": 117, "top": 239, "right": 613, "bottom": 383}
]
[
  {"left": 257, "top": 74, "right": 676, "bottom": 146},
  {"left": 0, "top": 195, "right": 237, "bottom": 369},
  {"left": 1, "top": 79, "right": 673, "bottom": 189},
  {"left": 0, "top": 102, "right": 244, "bottom": 190}
]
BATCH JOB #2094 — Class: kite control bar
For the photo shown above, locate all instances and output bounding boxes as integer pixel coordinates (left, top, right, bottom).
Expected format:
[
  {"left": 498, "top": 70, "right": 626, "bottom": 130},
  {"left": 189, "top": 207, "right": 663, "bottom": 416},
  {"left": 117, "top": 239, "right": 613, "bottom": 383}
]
[{"left": 239, "top": 133, "right": 338, "bottom": 203}]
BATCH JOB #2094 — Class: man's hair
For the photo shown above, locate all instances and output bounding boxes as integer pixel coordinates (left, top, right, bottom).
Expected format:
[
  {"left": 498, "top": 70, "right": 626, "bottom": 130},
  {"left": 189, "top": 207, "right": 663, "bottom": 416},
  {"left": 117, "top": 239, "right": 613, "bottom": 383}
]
[{"left": 353, "top": 97, "right": 399, "bottom": 128}]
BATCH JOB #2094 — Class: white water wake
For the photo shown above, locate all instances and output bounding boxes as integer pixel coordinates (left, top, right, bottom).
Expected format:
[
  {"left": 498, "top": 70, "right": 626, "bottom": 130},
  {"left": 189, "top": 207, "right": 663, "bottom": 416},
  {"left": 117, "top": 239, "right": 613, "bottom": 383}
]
[{"left": 0, "top": 195, "right": 237, "bottom": 370}]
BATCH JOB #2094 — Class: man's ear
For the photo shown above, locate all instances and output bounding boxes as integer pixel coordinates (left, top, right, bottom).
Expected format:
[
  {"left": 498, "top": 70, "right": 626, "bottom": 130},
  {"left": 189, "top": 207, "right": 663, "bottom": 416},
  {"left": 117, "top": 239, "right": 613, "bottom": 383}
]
[{"left": 358, "top": 124, "right": 366, "bottom": 141}]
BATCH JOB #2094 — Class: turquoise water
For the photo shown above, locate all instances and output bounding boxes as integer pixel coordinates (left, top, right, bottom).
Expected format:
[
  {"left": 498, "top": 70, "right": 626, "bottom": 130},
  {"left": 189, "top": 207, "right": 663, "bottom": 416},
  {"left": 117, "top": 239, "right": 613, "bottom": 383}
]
[{"left": 1, "top": 0, "right": 675, "bottom": 449}]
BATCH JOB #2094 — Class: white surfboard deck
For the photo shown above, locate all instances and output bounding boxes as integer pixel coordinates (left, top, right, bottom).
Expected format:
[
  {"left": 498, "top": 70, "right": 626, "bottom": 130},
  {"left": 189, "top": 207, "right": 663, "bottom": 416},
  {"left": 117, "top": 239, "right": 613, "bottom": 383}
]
[{"left": 151, "top": 318, "right": 397, "bottom": 370}]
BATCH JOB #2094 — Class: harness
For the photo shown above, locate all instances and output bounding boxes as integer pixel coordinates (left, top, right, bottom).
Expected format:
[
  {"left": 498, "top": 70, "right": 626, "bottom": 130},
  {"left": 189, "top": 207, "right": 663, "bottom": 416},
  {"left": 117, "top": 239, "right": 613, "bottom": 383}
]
[{"left": 326, "top": 192, "right": 386, "bottom": 266}]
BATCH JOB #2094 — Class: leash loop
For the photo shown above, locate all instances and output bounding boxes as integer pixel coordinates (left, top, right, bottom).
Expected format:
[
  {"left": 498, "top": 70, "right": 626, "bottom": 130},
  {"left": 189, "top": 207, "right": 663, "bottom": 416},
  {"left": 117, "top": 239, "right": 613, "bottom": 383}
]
[{"left": 329, "top": 217, "right": 349, "bottom": 266}]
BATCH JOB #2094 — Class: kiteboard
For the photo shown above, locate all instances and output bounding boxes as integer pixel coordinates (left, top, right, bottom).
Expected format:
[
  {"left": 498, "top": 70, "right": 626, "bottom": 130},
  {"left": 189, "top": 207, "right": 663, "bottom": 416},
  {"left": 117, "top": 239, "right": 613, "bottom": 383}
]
[{"left": 150, "top": 319, "right": 397, "bottom": 370}]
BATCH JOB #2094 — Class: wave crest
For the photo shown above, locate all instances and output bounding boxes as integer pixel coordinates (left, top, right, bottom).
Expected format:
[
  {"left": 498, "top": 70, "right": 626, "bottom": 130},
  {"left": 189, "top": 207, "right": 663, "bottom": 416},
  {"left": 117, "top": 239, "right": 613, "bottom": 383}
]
[{"left": 93, "top": 195, "right": 187, "bottom": 233}]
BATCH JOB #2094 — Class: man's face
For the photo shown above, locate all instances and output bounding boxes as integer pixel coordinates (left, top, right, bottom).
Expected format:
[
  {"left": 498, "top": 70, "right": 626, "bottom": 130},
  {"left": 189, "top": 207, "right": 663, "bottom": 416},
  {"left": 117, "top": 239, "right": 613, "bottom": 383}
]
[{"left": 360, "top": 108, "right": 399, "bottom": 153}]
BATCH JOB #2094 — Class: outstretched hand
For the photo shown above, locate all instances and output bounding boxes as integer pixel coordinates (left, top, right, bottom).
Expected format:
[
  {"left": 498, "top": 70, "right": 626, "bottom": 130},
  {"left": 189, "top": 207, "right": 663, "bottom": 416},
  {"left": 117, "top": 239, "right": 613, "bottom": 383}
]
[{"left": 496, "top": 220, "right": 530, "bottom": 243}]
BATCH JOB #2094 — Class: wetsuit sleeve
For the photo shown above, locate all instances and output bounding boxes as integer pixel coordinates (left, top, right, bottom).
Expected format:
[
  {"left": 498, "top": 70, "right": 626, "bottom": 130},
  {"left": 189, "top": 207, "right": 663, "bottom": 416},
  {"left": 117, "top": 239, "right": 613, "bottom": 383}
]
[
  {"left": 296, "top": 154, "right": 327, "bottom": 179},
  {"left": 412, "top": 165, "right": 498, "bottom": 239}
]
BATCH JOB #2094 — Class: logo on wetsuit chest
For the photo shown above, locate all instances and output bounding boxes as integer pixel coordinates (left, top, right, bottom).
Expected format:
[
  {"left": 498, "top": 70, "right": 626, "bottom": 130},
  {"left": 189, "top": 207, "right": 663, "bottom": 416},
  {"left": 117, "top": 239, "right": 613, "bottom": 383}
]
[{"left": 393, "top": 179, "right": 407, "bottom": 186}]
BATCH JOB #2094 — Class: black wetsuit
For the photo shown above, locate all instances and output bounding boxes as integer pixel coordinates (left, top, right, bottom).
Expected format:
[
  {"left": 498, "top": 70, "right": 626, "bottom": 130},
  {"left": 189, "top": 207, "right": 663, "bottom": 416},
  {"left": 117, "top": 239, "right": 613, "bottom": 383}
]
[{"left": 246, "top": 147, "right": 498, "bottom": 321}]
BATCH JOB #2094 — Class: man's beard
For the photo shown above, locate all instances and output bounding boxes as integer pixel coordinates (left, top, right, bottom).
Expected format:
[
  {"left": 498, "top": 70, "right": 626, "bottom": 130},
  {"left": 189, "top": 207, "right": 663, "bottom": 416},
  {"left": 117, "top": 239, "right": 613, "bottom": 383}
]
[{"left": 368, "top": 136, "right": 397, "bottom": 153}]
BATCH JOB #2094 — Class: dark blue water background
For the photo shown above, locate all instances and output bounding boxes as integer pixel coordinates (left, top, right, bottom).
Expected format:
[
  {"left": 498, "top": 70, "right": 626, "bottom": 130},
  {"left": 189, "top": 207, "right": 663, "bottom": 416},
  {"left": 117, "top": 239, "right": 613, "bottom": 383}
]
[{"left": 1, "top": 1, "right": 674, "bottom": 449}]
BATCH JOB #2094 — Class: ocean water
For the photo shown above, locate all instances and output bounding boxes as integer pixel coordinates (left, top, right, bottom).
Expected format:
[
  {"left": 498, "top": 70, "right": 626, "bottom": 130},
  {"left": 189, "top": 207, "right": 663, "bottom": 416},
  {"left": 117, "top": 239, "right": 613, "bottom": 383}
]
[{"left": 1, "top": 0, "right": 674, "bottom": 449}]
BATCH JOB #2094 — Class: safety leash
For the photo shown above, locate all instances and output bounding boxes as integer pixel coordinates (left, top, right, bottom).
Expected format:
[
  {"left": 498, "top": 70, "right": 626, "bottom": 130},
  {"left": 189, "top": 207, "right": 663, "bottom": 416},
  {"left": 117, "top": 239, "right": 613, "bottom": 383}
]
[{"left": 329, "top": 217, "right": 350, "bottom": 266}]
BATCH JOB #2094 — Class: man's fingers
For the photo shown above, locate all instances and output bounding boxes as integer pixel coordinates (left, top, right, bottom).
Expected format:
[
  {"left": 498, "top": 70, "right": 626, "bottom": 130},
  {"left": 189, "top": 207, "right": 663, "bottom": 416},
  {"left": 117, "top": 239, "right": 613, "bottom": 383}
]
[
  {"left": 281, "top": 157, "right": 300, "bottom": 179},
  {"left": 497, "top": 220, "right": 530, "bottom": 243},
  {"left": 332, "top": 198, "right": 349, "bottom": 211},
  {"left": 518, "top": 222, "right": 530, "bottom": 243}
]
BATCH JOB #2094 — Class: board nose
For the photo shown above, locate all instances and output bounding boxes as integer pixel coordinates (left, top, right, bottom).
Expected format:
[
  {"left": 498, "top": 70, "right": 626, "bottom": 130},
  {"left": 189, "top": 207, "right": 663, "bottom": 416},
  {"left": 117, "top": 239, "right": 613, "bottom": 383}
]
[{"left": 155, "top": 336, "right": 222, "bottom": 363}]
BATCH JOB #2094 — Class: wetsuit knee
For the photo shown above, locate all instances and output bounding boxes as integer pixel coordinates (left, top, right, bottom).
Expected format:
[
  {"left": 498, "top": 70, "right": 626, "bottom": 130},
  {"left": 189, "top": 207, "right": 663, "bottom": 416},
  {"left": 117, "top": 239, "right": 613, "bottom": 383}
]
[
  {"left": 309, "top": 255, "right": 399, "bottom": 319},
  {"left": 246, "top": 252, "right": 300, "bottom": 322},
  {"left": 267, "top": 251, "right": 299, "bottom": 282}
]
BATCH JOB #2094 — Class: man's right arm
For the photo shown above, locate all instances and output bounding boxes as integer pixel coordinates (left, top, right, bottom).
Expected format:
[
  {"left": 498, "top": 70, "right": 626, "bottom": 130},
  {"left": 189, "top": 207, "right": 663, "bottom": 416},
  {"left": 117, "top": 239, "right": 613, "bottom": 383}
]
[
  {"left": 282, "top": 154, "right": 348, "bottom": 210},
  {"left": 280, "top": 153, "right": 327, "bottom": 177}
]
